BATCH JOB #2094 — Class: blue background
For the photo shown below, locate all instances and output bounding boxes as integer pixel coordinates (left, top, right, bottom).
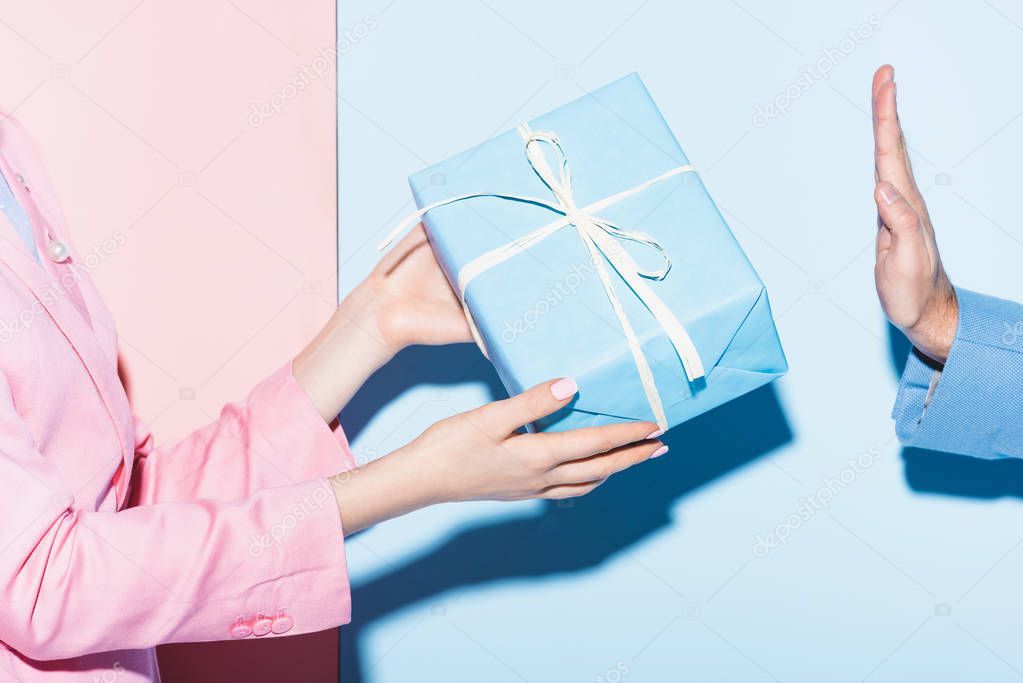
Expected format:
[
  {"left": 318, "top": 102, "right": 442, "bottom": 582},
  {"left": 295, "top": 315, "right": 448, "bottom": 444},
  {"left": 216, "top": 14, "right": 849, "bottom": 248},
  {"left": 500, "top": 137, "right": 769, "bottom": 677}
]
[{"left": 338, "top": 2, "right": 1023, "bottom": 680}]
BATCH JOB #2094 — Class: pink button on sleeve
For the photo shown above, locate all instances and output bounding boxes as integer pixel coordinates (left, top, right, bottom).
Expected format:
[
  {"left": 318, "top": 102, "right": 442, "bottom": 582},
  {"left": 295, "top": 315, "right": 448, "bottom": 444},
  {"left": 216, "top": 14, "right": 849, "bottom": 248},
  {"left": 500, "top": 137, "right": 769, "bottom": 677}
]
[
  {"left": 229, "top": 616, "right": 253, "bottom": 639},
  {"left": 252, "top": 612, "right": 273, "bottom": 637},
  {"left": 271, "top": 608, "right": 294, "bottom": 635}
]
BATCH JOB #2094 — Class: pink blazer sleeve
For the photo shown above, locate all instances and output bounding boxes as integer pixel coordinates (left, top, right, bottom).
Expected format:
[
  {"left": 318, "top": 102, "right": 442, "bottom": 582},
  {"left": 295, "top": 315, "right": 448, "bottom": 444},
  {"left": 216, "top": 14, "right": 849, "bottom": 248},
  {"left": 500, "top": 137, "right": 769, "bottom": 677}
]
[
  {"left": 0, "top": 364, "right": 355, "bottom": 661},
  {"left": 130, "top": 361, "right": 358, "bottom": 505}
]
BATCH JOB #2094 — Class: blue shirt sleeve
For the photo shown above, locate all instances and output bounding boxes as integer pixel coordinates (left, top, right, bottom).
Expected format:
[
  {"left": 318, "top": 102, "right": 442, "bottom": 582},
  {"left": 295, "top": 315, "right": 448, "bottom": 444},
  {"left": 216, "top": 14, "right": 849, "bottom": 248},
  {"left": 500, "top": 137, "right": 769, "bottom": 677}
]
[{"left": 893, "top": 288, "right": 1023, "bottom": 459}]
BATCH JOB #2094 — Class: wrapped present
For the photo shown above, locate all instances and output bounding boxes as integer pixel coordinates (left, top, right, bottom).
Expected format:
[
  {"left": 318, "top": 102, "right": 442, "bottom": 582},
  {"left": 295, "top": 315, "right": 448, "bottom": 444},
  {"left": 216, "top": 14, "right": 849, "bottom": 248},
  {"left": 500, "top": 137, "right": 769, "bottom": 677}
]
[{"left": 380, "top": 73, "right": 787, "bottom": 432}]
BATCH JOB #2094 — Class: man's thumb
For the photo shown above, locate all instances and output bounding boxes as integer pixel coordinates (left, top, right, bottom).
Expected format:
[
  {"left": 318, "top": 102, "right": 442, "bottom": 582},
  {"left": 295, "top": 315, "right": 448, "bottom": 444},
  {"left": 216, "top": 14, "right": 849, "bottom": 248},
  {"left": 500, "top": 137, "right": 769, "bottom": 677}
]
[{"left": 875, "top": 181, "right": 920, "bottom": 236}]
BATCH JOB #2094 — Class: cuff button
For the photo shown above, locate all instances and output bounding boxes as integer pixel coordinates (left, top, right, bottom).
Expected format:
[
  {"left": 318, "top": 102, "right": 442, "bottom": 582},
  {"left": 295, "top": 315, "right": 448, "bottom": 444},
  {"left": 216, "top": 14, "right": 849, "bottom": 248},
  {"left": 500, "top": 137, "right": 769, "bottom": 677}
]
[
  {"left": 229, "top": 616, "right": 253, "bottom": 639},
  {"left": 252, "top": 612, "right": 273, "bottom": 637},
  {"left": 271, "top": 611, "right": 294, "bottom": 635}
]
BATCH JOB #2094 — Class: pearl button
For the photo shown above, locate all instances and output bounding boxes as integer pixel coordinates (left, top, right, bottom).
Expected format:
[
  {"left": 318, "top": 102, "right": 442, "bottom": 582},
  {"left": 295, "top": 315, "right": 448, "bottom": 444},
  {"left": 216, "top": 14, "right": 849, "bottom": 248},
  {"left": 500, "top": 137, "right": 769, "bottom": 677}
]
[
  {"left": 47, "top": 240, "right": 70, "bottom": 263},
  {"left": 252, "top": 612, "right": 273, "bottom": 637},
  {"left": 15, "top": 173, "right": 24, "bottom": 184}
]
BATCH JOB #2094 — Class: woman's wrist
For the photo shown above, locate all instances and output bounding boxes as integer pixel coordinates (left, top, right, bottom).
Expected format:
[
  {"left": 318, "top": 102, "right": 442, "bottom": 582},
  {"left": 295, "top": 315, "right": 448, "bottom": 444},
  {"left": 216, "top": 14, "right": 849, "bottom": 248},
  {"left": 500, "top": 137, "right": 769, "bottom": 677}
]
[
  {"left": 329, "top": 443, "right": 441, "bottom": 534},
  {"left": 292, "top": 281, "right": 401, "bottom": 421}
]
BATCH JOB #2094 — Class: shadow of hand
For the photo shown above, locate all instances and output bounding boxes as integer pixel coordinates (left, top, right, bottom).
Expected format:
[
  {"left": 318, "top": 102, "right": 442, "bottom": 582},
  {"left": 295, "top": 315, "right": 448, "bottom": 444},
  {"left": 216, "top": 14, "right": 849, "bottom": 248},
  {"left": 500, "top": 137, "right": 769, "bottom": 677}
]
[{"left": 339, "top": 344, "right": 793, "bottom": 681}]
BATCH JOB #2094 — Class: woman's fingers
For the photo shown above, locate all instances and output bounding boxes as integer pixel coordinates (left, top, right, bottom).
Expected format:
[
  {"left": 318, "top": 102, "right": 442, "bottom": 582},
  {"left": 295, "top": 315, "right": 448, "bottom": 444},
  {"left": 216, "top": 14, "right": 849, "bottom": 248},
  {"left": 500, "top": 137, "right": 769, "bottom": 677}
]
[
  {"left": 479, "top": 378, "right": 580, "bottom": 434},
  {"left": 535, "top": 420, "right": 660, "bottom": 465},
  {"left": 546, "top": 438, "right": 667, "bottom": 486},
  {"left": 539, "top": 479, "right": 605, "bottom": 500},
  {"left": 376, "top": 223, "right": 428, "bottom": 272}
]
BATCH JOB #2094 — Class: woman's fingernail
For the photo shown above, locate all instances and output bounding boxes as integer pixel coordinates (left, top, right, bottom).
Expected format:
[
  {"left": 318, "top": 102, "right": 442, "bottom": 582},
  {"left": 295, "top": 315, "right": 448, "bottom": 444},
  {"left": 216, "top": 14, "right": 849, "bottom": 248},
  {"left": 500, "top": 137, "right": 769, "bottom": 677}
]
[
  {"left": 646, "top": 429, "right": 665, "bottom": 440},
  {"left": 651, "top": 445, "right": 669, "bottom": 458},
  {"left": 550, "top": 378, "right": 578, "bottom": 400},
  {"left": 879, "top": 182, "right": 899, "bottom": 205}
]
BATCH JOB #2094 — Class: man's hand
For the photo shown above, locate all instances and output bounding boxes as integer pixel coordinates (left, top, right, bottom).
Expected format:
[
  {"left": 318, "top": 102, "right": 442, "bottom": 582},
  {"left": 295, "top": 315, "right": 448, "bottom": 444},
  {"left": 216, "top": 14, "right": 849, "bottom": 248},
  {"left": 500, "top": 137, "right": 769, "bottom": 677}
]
[{"left": 871, "top": 64, "right": 958, "bottom": 363}]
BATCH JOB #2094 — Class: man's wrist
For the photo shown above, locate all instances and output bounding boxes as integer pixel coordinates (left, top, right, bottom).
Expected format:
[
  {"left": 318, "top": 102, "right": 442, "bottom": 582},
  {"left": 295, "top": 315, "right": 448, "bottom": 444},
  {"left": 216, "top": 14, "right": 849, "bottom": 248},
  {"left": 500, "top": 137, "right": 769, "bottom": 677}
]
[{"left": 908, "top": 285, "right": 959, "bottom": 364}]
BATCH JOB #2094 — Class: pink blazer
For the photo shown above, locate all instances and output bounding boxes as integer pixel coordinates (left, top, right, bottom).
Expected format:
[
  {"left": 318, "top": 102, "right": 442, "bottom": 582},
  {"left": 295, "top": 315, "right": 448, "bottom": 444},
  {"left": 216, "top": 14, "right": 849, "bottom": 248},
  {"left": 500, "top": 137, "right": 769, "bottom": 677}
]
[{"left": 0, "top": 114, "right": 355, "bottom": 682}]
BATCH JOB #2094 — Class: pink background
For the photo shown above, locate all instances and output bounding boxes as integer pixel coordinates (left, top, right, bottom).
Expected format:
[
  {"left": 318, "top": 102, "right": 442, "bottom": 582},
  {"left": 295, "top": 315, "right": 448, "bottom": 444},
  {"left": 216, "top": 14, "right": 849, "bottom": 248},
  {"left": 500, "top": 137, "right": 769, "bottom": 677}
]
[{"left": 0, "top": 1, "right": 339, "bottom": 680}]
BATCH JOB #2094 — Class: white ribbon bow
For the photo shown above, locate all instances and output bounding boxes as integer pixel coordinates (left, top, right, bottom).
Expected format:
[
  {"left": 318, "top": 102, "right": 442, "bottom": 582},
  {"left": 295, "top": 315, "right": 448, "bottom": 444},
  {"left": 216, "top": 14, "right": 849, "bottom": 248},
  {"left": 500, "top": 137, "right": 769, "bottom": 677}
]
[{"left": 379, "top": 124, "right": 705, "bottom": 429}]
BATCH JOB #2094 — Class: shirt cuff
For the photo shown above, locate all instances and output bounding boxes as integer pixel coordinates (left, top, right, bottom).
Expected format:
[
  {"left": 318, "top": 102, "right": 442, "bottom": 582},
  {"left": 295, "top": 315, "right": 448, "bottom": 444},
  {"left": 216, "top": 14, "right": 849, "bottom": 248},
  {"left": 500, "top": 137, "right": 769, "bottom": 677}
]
[{"left": 892, "top": 288, "right": 1023, "bottom": 459}]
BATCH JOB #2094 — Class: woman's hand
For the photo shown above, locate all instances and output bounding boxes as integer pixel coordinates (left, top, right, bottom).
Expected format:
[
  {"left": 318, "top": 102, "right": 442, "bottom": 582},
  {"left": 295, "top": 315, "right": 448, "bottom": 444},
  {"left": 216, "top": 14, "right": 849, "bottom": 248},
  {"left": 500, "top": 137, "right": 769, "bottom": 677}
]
[
  {"left": 330, "top": 378, "right": 666, "bottom": 533},
  {"left": 293, "top": 224, "right": 472, "bottom": 421},
  {"left": 871, "top": 65, "right": 958, "bottom": 363},
  {"left": 360, "top": 223, "right": 473, "bottom": 352}
]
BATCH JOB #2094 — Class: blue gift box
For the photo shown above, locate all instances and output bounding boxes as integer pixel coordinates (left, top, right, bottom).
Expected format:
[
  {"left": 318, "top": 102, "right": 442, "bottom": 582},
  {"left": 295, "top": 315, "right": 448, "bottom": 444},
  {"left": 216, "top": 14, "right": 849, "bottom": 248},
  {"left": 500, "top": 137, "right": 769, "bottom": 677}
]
[{"left": 404, "top": 73, "right": 787, "bottom": 432}]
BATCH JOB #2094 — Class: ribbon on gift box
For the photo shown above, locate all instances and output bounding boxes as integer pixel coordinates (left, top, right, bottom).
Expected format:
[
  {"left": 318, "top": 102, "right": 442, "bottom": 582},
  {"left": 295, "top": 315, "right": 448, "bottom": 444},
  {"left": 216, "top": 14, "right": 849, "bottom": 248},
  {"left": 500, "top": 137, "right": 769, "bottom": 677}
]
[{"left": 379, "top": 124, "right": 705, "bottom": 429}]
